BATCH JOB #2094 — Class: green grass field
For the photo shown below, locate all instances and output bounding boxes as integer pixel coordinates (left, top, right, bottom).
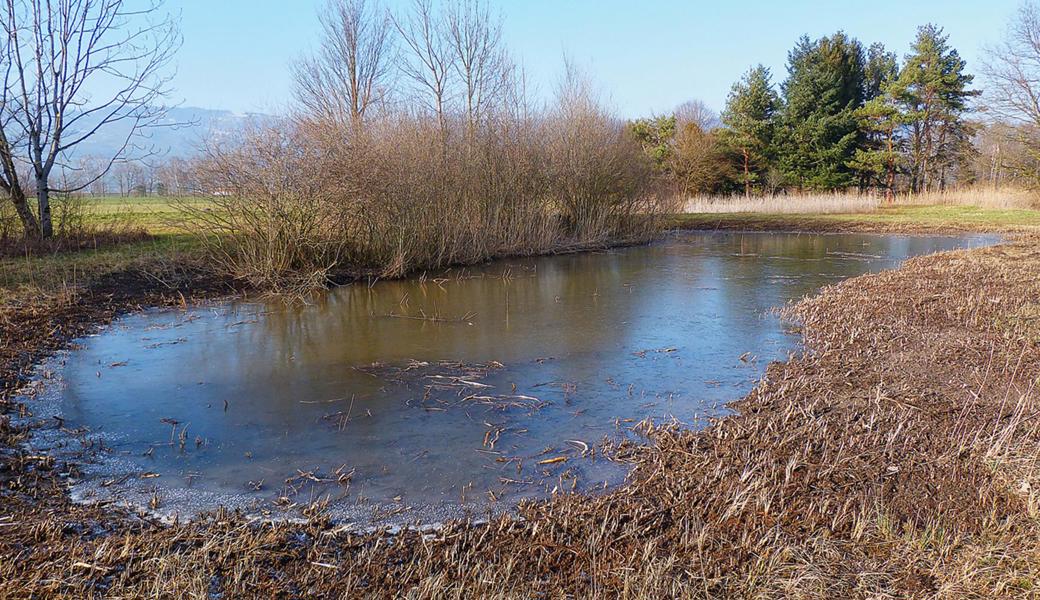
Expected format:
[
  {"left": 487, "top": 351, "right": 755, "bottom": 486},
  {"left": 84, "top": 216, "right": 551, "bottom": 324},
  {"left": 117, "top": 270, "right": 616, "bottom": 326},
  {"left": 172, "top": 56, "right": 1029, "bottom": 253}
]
[
  {"left": 74, "top": 195, "right": 215, "bottom": 233},
  {"left": 88, "top": 196, "right": 1040, "bottom": 235},
  {"left": 0, "top": 234, "right": 199, "bottom": 304},
  {"left": 0, "top": 196, "right": 210, "bottom": 303}
]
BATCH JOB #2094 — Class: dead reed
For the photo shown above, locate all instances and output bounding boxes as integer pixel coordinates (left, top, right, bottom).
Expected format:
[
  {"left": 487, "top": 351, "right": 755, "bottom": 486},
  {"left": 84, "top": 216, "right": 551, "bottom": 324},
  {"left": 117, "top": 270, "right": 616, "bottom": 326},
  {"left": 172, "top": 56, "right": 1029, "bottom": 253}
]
[{"left": 683, "top": 187, "right": 1038, "bottom": 214}]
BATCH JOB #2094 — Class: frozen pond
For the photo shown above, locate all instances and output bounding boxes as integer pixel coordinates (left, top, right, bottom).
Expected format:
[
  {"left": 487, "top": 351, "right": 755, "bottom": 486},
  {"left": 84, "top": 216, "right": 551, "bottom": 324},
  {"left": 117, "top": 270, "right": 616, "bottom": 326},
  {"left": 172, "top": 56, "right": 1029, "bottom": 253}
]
[{"left": 24, "top": 231, "right": 998, "bottom": 526}]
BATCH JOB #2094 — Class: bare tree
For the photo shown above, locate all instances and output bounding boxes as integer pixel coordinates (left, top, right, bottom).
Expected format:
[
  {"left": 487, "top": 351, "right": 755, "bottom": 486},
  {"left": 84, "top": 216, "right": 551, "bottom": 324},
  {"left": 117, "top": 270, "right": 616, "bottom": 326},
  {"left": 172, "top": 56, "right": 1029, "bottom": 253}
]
[
  {"left": 983, "top": 2, "right": 1040, "bottom": 127},
  {"left": 444, "top": 0, "right": 505, "bottom": 130},
  {"left": 393, "top": 0, "right": 454, "bottom": 133},
  {"left": 114, "top": 161, "right": 144, "bottom": 197},
  {"left": 293, "top": 0, "right": 394, "bottom": 131},
  {"left": 981, "top": 1, "right": 1040, "bottom": 185},
  {"left": 0, "top": 0, "right": 178, "bottom": 239},
  {"left": 157, "top": 156, "right": 194, "bottom": 195},
  {"left": 674, "top": 99, "right": 720, "bottom": 131},
  {"left": 75, "top": 155, "right": 109, "bottom": 195}
]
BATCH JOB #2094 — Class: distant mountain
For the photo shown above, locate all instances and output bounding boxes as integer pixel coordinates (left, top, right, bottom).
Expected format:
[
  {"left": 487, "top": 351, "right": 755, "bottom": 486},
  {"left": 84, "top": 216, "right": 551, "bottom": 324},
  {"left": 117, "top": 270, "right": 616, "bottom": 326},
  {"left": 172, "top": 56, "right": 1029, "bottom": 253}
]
[{"left": 67, "top": 106, "right": 269, "bottom": 161}]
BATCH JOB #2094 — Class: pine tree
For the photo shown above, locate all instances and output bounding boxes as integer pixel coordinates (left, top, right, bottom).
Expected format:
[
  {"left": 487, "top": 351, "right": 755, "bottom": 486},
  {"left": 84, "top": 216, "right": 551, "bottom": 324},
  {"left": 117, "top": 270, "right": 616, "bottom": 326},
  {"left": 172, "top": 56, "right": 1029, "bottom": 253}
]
[
  {"left": 848, "top": 93, "right": 904, "bottom": 199},
  {"left": 849, "top": 43, "right": 902, "bottom": 197},
  {"left": 720, "top": 65, "right": 779, "bottom": 197},
  {"left": 776, "top": 32, "right": 866, "bottom": 190},
  {"left": 629, "top": 115, "right": 677, "bottom": 172},
  {"left": 864, "top": 42, "right": 898, "bottom": 101},
  {"left": 890, "top": 24, "right": 978, "bottom": 192}
]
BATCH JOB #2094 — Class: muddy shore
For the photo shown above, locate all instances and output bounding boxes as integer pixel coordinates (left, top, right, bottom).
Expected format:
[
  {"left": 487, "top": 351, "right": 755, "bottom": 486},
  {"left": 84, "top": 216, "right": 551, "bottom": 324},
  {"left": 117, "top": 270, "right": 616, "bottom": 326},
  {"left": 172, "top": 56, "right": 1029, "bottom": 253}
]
[{"left": 2, "top": 230, "right": 1039, "bottom": 598}]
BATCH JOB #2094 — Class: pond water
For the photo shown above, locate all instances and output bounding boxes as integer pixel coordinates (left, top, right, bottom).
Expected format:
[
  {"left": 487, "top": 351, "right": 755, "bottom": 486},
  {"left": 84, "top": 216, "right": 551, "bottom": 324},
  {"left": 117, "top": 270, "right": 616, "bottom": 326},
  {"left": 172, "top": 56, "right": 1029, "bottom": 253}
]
[{"left": 27, "top": 231, "right": 997, "bottom": 526}]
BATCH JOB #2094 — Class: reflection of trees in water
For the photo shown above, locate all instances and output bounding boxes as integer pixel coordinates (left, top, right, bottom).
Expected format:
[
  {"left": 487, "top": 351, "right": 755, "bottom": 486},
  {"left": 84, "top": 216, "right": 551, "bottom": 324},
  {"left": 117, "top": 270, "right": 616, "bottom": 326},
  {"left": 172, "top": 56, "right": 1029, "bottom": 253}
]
[{"left": 248, "top": 250, "right": 662, "bottom": 372}]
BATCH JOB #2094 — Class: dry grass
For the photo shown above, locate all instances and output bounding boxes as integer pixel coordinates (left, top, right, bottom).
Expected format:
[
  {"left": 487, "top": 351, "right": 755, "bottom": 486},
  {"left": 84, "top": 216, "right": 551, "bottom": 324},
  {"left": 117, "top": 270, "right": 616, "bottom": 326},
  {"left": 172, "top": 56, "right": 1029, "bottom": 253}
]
[
  {"left": 684, "top": 191, "right": 883, "bottom": 214},
  {"left": 683, "top": 187, "right": 1039, "bottom": 215},
  {"left": 900, "top": 188, "right": 1039, "bottom": 209},
  {"left": 2, "top": 233, "right": 1040, "bottom": 596}
]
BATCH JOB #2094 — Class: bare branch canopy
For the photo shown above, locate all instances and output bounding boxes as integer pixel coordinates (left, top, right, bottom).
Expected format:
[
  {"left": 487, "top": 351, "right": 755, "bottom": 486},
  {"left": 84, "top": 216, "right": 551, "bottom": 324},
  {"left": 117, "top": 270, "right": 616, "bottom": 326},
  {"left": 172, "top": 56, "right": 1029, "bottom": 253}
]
[{"left": 0, "top": 0, "right": 179, "bottom": 238}]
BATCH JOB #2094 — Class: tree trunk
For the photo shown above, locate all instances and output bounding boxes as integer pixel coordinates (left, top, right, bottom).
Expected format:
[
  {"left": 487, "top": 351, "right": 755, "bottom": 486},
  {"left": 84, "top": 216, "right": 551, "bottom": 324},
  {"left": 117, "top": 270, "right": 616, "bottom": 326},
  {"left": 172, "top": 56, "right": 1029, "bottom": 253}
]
[
  {"left": 885, "top": 161, "right": 896, "bottom": 203},
  {"left": 742, "top": 148, "right": 751, "bottom": 199},
  {"left": 9, "top": 186, "right": 40, "bottom": 239},
  {"left": 36, "top": 179, "right": 52, "bottom": 238},
  {"left": 885, "top": 127, "right": 895, "bottom": 203}
]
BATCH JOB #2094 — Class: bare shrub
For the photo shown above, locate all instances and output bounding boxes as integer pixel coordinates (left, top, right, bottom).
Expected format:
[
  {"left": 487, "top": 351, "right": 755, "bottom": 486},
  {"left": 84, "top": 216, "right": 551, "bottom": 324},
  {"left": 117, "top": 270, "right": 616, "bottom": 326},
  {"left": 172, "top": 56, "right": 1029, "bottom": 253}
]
[
  {"left": 545, "top": 64, "right": 659, "bottom": 243},
  {"left": 180, "top": 124, "right": 354, "bottom": 292},
  {"left": 188, "top": 94, "right": 662, "bottom": 291},
  {"left": 183, "top": 0, "right": 667, "bottom": 292}
]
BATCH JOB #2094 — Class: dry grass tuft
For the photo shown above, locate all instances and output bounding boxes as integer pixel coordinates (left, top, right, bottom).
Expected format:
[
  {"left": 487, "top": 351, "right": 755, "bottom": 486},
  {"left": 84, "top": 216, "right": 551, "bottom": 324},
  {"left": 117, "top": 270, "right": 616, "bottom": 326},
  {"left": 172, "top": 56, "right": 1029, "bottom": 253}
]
[
  {"left": 683, "top": 187, "right": 1038, "bottom": 214},
  {"left": 684, "top": 191, "right": 883, "bottom": 214}
]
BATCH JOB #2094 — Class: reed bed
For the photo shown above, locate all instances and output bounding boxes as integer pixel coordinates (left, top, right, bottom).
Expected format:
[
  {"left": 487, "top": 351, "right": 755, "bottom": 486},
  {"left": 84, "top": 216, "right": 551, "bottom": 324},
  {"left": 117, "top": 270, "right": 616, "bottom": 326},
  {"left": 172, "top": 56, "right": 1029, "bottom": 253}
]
[
  {"left": 1, "top": 229, "right": 1039, "bottom": 596},
  {"left": 683, "top": 187, "right": 1038, "bottom": 214},
  {"left": 899, "top": 187, "right": 1039, "bottom": 209},
  {"left": 683, "top": 191, "right": 884, "bottom": 214}
]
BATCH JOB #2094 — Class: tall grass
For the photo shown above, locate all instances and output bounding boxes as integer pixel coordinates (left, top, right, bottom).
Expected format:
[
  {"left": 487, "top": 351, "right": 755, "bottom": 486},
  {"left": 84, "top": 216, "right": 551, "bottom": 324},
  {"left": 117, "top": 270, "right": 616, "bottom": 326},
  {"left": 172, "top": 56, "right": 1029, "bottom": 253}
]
[
  {"left": 682, "top": 187, "right": 1038, "bottom": 215},
  {"left": 900, "top": 187, "right": 1038, "bottom": 209},
  {"left": 683, "top": 191, "right": 882, "bottom": 215}
]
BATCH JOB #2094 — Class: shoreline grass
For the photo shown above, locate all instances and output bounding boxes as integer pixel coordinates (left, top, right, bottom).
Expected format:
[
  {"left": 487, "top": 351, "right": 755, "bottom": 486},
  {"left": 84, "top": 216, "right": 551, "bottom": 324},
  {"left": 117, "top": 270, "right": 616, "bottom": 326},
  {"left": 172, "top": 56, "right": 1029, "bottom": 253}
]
[{"left": 682, "top": 188, "right": 1039, "bottom": 214}]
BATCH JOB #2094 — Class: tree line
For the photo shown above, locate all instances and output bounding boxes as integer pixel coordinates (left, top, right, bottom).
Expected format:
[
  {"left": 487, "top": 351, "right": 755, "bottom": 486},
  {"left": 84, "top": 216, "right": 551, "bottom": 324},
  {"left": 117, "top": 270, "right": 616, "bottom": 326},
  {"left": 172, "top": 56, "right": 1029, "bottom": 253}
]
[
  {"left": 632, "top": 26, "right": 979, "bottom": 199},
  {"left": 9, "top": 0, "right": 1040, "bottom": 248}
]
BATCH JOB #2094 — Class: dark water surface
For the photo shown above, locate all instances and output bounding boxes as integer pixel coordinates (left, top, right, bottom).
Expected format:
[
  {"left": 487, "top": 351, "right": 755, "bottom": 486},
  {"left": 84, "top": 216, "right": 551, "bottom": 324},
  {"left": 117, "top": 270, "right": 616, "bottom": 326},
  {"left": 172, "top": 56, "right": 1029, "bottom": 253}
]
[{"left": 29, "top": 232, "right": 998, "bottom": 525}]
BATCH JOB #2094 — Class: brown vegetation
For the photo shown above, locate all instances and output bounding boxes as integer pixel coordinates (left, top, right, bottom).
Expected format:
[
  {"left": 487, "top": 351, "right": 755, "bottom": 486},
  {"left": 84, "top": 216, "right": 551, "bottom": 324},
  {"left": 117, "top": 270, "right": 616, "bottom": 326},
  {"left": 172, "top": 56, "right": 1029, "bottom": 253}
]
[
  {"left": 1, "top": 230, "right": 1039, "bottom": 597},
  {"left": 178, "top": 1, "right": 670, "bottom": 293},
  {"left": 182, "top": 99, "right": 663, "bottom": 293},
  {"left": 681, "top": 188, "right": 1039, "bottom": 216}
]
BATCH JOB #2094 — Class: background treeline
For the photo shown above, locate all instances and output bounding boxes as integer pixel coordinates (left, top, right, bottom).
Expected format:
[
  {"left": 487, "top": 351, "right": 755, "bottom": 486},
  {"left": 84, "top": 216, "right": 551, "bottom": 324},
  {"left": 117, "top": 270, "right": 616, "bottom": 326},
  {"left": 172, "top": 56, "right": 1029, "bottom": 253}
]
[{"left": 632, "top": 26, "right": 981, "bottom": 198}]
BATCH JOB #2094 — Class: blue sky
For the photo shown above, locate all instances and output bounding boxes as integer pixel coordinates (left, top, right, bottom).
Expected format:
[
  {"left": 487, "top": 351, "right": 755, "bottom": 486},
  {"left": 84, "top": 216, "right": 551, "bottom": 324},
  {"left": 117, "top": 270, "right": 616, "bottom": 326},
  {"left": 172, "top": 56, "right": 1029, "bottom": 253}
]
[{"left": 172, "top": 0, "right": 1019, "bottom": 117}]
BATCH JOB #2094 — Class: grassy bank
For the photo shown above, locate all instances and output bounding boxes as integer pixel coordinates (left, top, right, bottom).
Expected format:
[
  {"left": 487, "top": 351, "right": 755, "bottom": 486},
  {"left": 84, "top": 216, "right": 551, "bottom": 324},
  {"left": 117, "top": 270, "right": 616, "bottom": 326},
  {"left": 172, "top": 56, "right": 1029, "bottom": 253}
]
[
  {"left": 0, "top": 234, "right": 202, "bottom": 304},
  {"left": 0, "top": 203, "right": 1039, "bottom": 595}
]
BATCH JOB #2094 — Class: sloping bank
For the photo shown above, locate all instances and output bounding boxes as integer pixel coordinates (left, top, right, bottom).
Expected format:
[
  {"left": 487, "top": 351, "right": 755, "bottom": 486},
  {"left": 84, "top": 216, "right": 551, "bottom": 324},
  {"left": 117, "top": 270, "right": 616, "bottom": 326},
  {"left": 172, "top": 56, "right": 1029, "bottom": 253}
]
[{"left": 2, "top": 236, "right": 1040, "bottom": 598}]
